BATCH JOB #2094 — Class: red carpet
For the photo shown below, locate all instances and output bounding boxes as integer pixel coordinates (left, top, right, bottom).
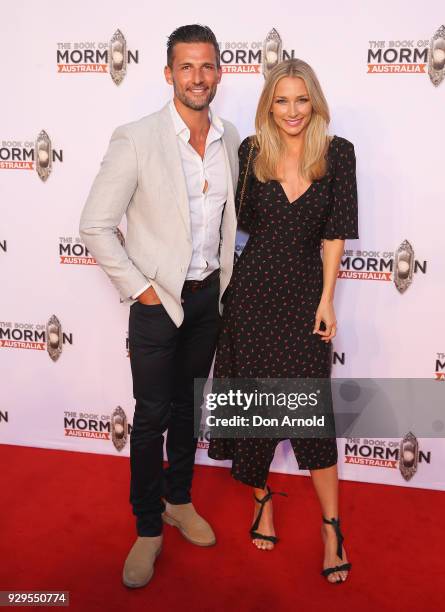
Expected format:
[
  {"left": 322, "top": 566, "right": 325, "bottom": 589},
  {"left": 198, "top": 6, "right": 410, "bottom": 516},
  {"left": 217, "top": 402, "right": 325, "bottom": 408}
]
[{"left": 0, "top": 444, "right": 442, "bottom": 611}]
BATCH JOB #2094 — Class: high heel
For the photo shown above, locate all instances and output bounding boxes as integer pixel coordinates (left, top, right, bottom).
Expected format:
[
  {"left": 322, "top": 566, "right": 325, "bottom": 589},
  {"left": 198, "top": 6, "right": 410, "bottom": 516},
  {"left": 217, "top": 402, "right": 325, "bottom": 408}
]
[
  {"left": 321, "top": 516, "right": 352, "bottom": 583},
  {"left": 249, "top": 485, "right": 287, "bottom": 546}
]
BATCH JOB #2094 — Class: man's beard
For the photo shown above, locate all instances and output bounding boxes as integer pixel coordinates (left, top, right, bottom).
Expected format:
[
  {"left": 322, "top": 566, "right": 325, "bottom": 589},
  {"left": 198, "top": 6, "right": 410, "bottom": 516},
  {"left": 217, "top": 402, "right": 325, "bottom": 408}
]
[{"left": 173, "top": 82, "right": 217, "bottom": 111}]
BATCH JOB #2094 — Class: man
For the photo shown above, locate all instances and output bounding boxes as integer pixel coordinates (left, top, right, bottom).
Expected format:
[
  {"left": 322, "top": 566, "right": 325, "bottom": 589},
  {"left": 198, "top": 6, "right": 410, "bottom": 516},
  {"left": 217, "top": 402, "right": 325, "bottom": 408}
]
[{"left": 80, "top": 24, "right": 239, "bottom": 588}]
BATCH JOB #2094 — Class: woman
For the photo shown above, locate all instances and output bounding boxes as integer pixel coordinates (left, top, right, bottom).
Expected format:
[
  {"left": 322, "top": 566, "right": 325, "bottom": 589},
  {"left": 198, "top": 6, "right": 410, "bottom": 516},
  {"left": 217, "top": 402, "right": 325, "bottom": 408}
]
[{"left": 208, "top": 59, "right": 358, "bottom": 584}]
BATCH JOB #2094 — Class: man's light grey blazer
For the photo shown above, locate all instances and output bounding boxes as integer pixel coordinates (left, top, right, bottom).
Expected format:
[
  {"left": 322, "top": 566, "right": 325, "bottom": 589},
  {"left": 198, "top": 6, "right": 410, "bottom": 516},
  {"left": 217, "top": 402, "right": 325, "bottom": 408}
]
[{"left": 79, "top": 103, "right": 240, "bottom": 327}]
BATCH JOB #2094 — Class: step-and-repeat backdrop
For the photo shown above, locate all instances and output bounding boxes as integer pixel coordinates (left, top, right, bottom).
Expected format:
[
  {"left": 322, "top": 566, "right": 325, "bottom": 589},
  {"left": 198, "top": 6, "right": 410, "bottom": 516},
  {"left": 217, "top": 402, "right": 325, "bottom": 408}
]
[{"left": 1, "top": 1, "right": 444, "bottom": 490}]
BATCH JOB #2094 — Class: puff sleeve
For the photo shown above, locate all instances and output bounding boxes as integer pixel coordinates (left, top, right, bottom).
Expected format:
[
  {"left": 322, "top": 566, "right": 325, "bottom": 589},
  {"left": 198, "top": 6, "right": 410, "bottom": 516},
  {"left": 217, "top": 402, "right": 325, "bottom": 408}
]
[
  {"left": 235, "top": 136, "right": 257, "bottom": 234},
  {"left": 322, "top": 137, "right": 359, "bottom": 240}
]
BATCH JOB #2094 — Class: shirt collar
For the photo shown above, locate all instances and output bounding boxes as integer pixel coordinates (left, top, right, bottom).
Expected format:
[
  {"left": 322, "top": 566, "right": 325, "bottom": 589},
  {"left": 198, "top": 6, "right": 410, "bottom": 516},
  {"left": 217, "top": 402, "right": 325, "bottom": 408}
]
[{"left": 169, "top": 100, "right": 224, "bottom": 143}]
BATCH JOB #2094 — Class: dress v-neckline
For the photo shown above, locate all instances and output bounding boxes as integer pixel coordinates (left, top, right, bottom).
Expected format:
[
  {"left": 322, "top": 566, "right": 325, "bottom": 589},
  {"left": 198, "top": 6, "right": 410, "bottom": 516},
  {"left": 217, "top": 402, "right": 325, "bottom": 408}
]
[
  {"left": 275, "top": 135, "right": 336, "bottom": 205},
  {"left": 276, "top": 180, "right": 314, "bottom": 205}
]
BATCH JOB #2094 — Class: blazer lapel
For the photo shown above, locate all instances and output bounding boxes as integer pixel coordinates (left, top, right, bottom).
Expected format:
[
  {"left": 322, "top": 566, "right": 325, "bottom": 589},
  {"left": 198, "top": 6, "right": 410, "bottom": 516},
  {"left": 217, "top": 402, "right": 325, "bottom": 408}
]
[{"left": 157, "top": 104, "right": 191, "bottom": 237}]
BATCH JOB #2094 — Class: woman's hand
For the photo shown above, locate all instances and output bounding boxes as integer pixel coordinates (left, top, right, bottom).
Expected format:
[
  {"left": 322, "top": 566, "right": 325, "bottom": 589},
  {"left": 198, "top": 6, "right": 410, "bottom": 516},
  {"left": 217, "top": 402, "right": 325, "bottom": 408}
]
[{"left": 313, "top": 299, "right": 337, "bottom": 343}]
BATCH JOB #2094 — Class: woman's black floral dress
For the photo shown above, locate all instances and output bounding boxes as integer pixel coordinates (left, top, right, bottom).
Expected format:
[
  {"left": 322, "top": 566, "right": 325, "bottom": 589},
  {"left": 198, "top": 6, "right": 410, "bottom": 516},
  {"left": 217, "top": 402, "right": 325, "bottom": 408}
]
[{"left": 208, "top": 135, "right": 359, "bottom": 488}]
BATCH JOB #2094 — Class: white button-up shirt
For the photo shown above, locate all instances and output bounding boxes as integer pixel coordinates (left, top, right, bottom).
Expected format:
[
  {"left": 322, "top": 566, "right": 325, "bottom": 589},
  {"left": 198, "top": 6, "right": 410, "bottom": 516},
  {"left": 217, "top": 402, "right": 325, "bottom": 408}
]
[{"left": 132, "top": 100, "right": 227, "bottom": 298}]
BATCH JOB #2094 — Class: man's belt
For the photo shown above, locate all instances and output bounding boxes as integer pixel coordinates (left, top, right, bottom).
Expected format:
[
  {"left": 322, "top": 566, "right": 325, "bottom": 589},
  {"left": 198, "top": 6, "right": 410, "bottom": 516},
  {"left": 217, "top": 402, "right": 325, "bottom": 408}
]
[{"left": 182, "top": 269, "right": 220, "bottom": 293}]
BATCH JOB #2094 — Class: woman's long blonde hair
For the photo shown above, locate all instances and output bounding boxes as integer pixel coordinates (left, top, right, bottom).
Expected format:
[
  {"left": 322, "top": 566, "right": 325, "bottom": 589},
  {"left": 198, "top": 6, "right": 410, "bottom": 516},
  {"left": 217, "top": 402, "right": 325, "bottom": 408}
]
[{"left": 253, "top": 59, "right": 330, "bottom": 183}]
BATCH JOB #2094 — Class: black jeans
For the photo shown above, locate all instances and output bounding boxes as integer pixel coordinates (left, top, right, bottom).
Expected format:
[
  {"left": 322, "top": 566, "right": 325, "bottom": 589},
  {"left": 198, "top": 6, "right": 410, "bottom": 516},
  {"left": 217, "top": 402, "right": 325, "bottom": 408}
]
[{"left": 128, "top": 278, "right": 220, "bottom": 536}]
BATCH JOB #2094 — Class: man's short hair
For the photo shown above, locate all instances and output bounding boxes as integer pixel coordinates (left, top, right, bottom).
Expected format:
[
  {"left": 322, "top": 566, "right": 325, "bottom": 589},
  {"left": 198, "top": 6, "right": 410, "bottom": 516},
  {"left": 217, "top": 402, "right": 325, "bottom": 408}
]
[{"left": 167, "top": 24, "right": 220, "bottom": 68}]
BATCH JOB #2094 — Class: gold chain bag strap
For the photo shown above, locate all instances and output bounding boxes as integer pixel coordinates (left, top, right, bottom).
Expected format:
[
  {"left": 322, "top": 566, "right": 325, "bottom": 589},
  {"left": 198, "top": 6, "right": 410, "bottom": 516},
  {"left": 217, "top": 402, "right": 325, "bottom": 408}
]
[{"left": 237, "top": 138, "right": 255, "bottom": 221}]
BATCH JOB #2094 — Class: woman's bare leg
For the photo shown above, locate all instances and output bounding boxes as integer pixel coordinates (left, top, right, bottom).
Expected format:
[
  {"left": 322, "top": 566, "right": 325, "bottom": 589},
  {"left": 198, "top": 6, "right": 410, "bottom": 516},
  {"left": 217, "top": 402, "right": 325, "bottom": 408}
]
[
  {"left": 310, "top": 464, "right": 350, "bottom": 582},
  {"left": 251, "top": 486, "right": 276, "bottom": 551}
]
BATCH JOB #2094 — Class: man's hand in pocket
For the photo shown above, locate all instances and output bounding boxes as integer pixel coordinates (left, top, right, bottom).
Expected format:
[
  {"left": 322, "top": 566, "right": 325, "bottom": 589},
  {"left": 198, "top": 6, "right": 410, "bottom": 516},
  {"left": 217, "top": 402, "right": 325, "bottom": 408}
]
[{"left": 138, "top": 286, "right": 161, "bottom": 305}]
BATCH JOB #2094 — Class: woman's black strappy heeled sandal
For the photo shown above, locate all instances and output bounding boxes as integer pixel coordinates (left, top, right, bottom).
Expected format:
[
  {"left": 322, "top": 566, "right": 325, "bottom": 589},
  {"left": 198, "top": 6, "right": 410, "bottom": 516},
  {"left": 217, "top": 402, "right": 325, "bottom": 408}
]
[
  {"left": 321, "top": 517, "right": 352, "bottom": 583},
  {"left": 249, "top": 485, "right": 287, "bottom": 546}
]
